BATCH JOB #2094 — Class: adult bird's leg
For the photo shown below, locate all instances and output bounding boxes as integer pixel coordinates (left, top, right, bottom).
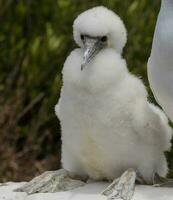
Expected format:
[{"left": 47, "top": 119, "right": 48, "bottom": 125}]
[
  {"left": 14, "top": 169, "right": 86, "bottom": 194},
  {"left": 153, "top": 173, "right": 173, "bottom": 187},
  {"left": 102, "top": 168, "right": 146, "bottom": 200}
]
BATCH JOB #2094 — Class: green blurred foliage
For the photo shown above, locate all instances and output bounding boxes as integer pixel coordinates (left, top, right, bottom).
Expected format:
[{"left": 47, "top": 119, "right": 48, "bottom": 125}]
[{"left": 0, "top": 0, "right": 173, "bottom": 181}]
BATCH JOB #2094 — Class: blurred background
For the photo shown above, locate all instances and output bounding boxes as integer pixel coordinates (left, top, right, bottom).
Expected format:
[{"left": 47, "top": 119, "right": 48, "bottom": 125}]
[{"left": 0, "top": 0, "right": 173, "bottom": 182}]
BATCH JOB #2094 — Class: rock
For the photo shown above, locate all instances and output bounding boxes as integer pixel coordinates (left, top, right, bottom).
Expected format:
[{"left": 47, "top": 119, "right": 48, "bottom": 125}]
[{"left": 0, "top": 182, "right": 173, "bottom": 200}]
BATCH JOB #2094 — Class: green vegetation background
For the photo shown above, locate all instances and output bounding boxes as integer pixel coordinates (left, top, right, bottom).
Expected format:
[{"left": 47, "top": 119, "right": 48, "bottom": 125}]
[{"left": 0, "top": 0, "right": 173, "bottom": 182}]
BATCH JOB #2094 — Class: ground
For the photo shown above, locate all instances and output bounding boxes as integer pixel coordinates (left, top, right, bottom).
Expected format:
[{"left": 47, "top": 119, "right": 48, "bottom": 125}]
[{"left": 0, "top": 182, "right": 173, "bottom": 200}]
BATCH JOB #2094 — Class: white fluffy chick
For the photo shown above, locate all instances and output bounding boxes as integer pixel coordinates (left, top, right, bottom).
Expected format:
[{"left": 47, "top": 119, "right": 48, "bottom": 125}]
[
  {"left": 57, "top": 5, "right": 171, "bottom": 183},
  {"left": 16, "top": 6, "right": 172, "bottom": 200},
  {"left": 148, "top": 0, "right": 173, "bottom": 122}
]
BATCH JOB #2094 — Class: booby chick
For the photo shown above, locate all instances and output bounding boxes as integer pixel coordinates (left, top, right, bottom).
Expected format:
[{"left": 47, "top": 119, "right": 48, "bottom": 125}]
[{"left": 16, "top": 6, "right": 172, "bottom": 200}]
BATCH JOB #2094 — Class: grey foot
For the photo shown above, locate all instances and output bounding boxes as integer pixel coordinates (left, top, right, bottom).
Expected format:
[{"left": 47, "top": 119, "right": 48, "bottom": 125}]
[
  {"left": 153, "top": 173, "right": 173, "bottom": 187},
  {"left": 102, "top": 169, "right": 136, "bottom": 200},
  {"left": 14, "top": 169, "right": 85, "bottom": 194}
]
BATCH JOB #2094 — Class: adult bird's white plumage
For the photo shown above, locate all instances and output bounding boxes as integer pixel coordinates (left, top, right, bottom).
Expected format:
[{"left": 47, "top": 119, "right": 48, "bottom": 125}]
[
  {"left": 148, "top": 0, "right": 173, "bottom": 121},
  {"left": 16, "top": 6, "right": 172, "bottom": 200}
]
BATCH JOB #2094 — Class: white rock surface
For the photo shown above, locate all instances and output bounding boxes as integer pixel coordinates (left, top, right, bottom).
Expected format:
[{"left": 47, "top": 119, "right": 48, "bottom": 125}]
[{"left": 0, "top": 182, "right": 173, "bottom": 200}]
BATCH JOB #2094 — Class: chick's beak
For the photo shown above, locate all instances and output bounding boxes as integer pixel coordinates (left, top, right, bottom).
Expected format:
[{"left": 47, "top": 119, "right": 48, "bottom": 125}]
[{"left": 81, "top": 37, "right": 103, "bottom": 70}]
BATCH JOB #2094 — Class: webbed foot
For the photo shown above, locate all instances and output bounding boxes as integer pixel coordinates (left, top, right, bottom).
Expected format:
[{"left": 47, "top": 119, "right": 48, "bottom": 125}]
[
  {"left": 102, "top": 168, "right": 136, "bottom": 200},
  {"left": 153, "top": 173, "right": 173, "bottom": 187},
  {"left": 14, "top": 169, "right": 85, "bottom": 194}
]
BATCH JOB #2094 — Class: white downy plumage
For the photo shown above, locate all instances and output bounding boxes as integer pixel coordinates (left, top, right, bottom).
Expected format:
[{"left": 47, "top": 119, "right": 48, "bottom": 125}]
[
  {"left": 56, "top": 6, "right": 172, "bottom": 184},
  {"left": 148, "top": 0, "right": 173, "bottom": 121},
  {"left": 15, "top": 6, "right": 173, "bottom": 200}
]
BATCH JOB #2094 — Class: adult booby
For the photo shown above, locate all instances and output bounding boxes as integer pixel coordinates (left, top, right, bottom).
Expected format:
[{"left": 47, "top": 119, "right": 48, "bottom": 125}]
[{"left": 148, "top": 0, "right": 173, "bottom": 121}]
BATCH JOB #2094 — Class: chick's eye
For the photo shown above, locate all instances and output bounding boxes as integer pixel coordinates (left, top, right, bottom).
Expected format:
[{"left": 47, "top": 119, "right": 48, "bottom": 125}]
[
  {"left": 81, "top": 35, "right": 84, "bottom": 41},
  {"left": 101, "top": 36, "right": 107, "bottom": 42}
]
